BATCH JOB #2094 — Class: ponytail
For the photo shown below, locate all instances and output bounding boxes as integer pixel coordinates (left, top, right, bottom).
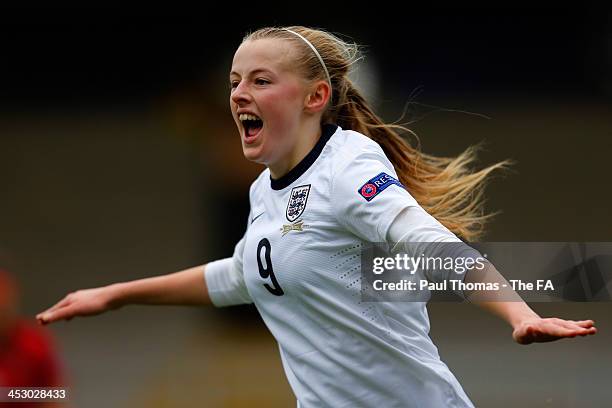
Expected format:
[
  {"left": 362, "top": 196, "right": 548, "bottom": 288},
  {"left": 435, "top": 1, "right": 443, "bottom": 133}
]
[{"left": 329, "top": 79, "right": 510, "bottom": 241}]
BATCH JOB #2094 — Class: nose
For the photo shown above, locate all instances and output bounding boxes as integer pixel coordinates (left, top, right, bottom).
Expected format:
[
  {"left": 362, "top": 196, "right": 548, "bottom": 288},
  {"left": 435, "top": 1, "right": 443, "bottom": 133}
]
[{"left": 231, "top": 81, "right": 252, "bottom": 106}]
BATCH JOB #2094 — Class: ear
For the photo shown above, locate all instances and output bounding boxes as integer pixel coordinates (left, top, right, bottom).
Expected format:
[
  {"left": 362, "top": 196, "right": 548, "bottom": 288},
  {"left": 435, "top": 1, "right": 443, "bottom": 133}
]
[{"left": 303, "top": 80, "right": 331, "bottom": 114}]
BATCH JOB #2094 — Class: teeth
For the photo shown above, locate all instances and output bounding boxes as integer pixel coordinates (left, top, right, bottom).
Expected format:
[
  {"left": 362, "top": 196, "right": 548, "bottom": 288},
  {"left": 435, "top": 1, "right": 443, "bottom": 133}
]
[{"left": 239, "top": 113, "right": 261, "bottom": 122}]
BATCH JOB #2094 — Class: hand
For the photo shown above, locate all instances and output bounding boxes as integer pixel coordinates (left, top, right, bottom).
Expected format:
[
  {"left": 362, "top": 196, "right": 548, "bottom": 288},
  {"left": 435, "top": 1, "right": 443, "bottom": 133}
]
[
  {"left": 36, "top": 286, "right": 118, "bottom": 325},
  {"left": 512, "top": 317, "right": 597, "bottom": 345}
]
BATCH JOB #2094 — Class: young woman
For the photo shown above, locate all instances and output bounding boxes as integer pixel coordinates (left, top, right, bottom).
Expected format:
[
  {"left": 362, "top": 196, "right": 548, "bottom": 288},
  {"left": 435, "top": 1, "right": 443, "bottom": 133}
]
[{"left": 37, "top": 26, "right": 597, "bottom": 407}]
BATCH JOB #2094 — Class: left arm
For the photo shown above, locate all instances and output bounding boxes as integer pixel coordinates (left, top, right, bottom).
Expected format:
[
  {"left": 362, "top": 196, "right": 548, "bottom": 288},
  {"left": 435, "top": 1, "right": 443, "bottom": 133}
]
[
  {"left": 462, "top": 263, "right": 597, "bottom": 344},
  {"left": 388, "top": 205, "right": 597, "bottom": 345},
  {"left": 329, "top": 150, "right": 597, "bottom": 345}
]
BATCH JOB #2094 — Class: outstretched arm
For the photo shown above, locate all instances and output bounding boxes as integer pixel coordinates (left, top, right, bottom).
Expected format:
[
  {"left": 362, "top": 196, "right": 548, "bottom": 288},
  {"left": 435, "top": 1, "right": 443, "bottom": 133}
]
[
  {"left": 387, "top": 205, "right": 598, "bottom": 345},
  {"left": 36, "top": 264, "right": 212, "bottom": 325},
  {"left": 462, "top": 264, "right": 597, "bottom": 345},
  {"left": 38, "top": 227, "right": 252, "bottom": 325}
]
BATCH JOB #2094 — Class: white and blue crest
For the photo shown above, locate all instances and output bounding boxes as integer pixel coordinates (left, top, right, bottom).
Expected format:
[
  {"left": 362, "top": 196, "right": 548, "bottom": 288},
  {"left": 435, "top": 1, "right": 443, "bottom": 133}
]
[{"left": 286, "top": 184, "right": 311, "bottom": 222}]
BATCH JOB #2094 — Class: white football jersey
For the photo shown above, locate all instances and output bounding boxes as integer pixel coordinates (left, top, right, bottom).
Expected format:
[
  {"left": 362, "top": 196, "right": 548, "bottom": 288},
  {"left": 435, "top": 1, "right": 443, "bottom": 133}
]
[{"left": 205, "top": 124, "right": 475, "bottom": 407}]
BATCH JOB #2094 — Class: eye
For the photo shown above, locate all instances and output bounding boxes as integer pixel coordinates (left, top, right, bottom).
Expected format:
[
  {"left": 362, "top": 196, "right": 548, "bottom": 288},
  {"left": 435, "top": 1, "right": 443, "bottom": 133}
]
[
  {"left": 229, "top": 80, "right": 239, "bottom": 90},
  {"left": 255, "top": 78, "right": 270, "bottom": 86}
]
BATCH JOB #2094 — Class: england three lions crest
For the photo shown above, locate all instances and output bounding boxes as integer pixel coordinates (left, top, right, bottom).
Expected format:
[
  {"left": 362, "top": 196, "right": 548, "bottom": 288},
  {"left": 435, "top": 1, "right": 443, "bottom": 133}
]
[{"left": 286, "top": 184, "right": 311, "bottom": 222}]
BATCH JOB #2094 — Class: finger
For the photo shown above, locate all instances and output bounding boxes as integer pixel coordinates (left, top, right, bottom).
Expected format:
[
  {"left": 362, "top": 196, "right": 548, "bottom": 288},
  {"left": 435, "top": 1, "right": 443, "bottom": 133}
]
[
  {"left": 555, "top": 322, "right": 590, "bottom": 336},
  {"left": 550, "top": 322, "right": 596, "bottom": 338},
  {"left": 568, "top": 323, "right": 597, "bottom": 335},
  {"left": 36, "top": 297, "right": 72, "bottom": 319},
  {"left": 46, "top": 298, "right": 70, "bottom": 313},
  {"left": 557, "top": 320, "right": 586, "bottom": 331},
  {"left": 36, "top": 308, "right": 55, "bottom": 323},
  {"left": 518, "top": 320, "right": 596, "bottom": 344},
  {"left": 37, "top": 311, "right": 56, "bottom": 324},
  {"left": 537, "top": 322, "right": 579, "bottom": 338},
  {"left": 574, "top": 328, "right": 596, "bottom": 336},
  {"left": 552, "top": 319, "right": 594, "bottom": 331},
  {"left": 36, "top": 312, "right": 51, "bottom": 323},
  {"left": 566, "top": 319, "right": 591, "bottom": 324},
  {"left": 39, "top": 305, "right": 77, "bottom": 324},
  {"left": 573, "top": 320, "right": 595, "bottom": 328},
  {"left": 577, "top": 326, "right": 597, "bottom": 335}
]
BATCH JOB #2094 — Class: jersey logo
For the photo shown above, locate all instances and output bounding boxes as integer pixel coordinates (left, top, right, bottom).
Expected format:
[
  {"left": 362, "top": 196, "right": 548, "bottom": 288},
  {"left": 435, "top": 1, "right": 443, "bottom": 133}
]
[
  {"left": 286, "top": 184, "right": 311, "bottom": 222},
  {"left": 280, "top": 220, "right": 306, "bottom": 237},
  {"left": 358, "top": 172, "right": 403, "bottom": 202},
  {"left": 251, "top": 212, "right": 265, "bottom": 224}
]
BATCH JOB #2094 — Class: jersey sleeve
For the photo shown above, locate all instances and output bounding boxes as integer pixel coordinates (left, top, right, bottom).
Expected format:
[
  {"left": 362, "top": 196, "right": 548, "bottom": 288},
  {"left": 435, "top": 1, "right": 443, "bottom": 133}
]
[
  {"left": 330, "top": 148, "right": 420, "bottom": 243},
  {"left": 387, "top": 206, "right": 484, "bottom": 299},
  {"left": 204, "top": 214, "right": 253, "bottom": 307},
  {"left": 387, "top": 205, "right": 461, "bottom": 246}
]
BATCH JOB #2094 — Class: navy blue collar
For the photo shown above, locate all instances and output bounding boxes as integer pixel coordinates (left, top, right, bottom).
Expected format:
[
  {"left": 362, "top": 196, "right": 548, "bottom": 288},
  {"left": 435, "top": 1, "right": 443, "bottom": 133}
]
[{"left": 270, "top": 123, "right": 338, "bottom": 190}]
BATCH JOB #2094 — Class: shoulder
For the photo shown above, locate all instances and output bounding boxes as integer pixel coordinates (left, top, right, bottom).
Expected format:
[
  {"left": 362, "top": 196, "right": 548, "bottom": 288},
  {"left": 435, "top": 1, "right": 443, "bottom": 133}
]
[
  {"left": 328, "top": 127, "right": 390, "bottom": 167},
  {"left": 326, "top": 127, "right": 398, "bottom": 187},
  {"left": 325, "top": 127, "right": 417, "bottom": 242},
  {"left": 326, "top": 127, "right": 396, "bottom": 182}
]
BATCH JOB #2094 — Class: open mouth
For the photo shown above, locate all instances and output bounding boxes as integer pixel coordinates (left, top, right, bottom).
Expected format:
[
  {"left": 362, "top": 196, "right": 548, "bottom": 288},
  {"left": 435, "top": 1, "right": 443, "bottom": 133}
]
[{"left": 239, "top": 113, "right": 264, "bottom": 143}]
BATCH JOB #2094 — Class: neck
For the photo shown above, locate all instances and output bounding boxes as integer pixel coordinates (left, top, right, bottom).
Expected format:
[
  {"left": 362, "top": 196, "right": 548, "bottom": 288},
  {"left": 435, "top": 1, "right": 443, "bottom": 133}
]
[{"left": 269, "top": 120, "right": 322, "bottom": 179}]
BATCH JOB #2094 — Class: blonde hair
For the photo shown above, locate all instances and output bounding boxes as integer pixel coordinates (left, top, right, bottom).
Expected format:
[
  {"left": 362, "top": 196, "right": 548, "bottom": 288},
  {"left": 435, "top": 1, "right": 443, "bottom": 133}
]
[{"left": 243, "top": 26, "right": 511, "bottom": 241}]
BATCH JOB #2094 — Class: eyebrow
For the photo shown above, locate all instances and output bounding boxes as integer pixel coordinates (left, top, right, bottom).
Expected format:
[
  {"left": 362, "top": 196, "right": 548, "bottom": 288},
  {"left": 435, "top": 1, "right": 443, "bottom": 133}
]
[{"left": 229, "top": 68, "right": 275, "bottom": 78}]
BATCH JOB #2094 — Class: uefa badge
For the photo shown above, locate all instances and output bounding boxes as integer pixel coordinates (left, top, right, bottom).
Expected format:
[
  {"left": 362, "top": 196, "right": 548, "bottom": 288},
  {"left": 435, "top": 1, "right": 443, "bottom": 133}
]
[
  {"left": 360, "top": 183, "right": 377, "bottom": 199},
  {"left": 358, "top": 172, "right": 404, "bottom": 202},
  {"left": 286, "top": 184, "right": 311, "bottom": 222}
]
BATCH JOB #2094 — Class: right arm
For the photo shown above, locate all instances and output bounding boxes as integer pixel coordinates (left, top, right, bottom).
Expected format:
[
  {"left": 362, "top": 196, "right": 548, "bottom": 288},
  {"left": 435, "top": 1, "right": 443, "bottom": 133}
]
[
  {"left": 37, "top": 263, "right": 213, "bottom": 325},
  {"left": 38, "top": 212, "right": 254, "bottom": 325}
]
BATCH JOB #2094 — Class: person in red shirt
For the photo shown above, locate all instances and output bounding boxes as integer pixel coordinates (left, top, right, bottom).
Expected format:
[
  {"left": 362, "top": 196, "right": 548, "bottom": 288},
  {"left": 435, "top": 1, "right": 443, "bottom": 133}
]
[{"left": 0, "top": 269, "right": 66, "bottom": 407}]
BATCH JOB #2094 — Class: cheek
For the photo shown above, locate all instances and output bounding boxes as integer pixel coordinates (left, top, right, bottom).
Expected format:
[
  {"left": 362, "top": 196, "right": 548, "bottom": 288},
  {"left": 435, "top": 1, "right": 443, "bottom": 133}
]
[{"left": 261, "top": 84, "right": 304, "bottom": 127}]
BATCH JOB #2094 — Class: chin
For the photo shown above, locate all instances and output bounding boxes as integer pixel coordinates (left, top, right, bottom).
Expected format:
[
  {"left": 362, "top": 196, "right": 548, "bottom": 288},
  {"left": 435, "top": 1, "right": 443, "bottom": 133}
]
[{"left": 241, "top": 145, "right": 268, "bottom": 164}]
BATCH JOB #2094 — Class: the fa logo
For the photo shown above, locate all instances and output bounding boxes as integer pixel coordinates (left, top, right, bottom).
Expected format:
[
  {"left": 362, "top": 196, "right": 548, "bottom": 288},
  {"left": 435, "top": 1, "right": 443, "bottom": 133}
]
[{"left": 286, "top": 184, "right": 311, "bottom": 222}]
